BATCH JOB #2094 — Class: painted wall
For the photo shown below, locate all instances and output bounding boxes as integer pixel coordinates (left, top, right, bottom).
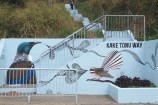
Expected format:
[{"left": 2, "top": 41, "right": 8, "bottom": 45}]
[
  {"left": 64, "top": 41, "right": 145, "bottom": 95},
  {"left": 0, "top": 38, "right": 101, "bottom": 86},
  {"left": 0, "top": 39, "right": 5, "bottom": 68},
  {"left": 3, "top": 38, "right": 64, "bottom": 68},
  {"left": 0, "top": 38, "right": 158, "bottom": 96},
  {"left": 109, "top": 84, "right": 158, "bottom": 103},
  {"left": 0, "top": 38, "right": 63, "bottom": 85},
  {"left": 143, "top": 40, "right": 158, "bottom": 86},
  {"left": 36, "top": 41, "right": 145, "bottom": 95}
]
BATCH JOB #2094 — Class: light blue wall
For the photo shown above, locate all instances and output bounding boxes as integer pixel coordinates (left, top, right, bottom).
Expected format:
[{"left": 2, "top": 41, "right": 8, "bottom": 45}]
[
  {"left": 0, "top": 39, "right": 158, "bottom": 95},
  {"left": 0, "top": 39, "right": 5, "bottom": 68},
  {"left": 143, "top": 39, "right": 158, "bottom": 86},
  {"left": 109, "top": 84, "right": 158, "bottom": 103},
  {"left": 3, "top": 38, "right": 63, "bottom": 68},
  {"left": 0, "top": 38, "right": 63, "bottom": 85},
  {"left": 62, "top": 41, "right": 144, "bottom": 95}
]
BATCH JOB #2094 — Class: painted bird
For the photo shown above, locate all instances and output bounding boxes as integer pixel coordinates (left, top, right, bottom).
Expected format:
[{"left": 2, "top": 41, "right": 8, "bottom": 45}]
[
  {"left": 38, "top": 63, "right": 87, "bottom": 86},
  {"left": 6, "top": 42, "right": 41, "bottom": 84},
  {"left": 89, "top": 50, "right": 123, "bottom": 81}
]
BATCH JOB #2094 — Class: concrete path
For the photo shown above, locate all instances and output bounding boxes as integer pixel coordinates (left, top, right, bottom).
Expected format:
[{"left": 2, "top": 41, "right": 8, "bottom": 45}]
[{"left": 0, "top": 95, "right": 155, "bottom": 105}]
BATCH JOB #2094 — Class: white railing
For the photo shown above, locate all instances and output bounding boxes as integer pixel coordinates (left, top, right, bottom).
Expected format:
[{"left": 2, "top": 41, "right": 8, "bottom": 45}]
[
  {"left": 34, "top": 16, "right": 105, "bottom": 68},
  {"left": 104, "top": 15, "right": 145, "bottom": 41},
  {"left": 33, "top": 15, "right": 145, "bottom": 68},
  {"left": 0, "top": 68, "right": 78, "bottom": 103}
]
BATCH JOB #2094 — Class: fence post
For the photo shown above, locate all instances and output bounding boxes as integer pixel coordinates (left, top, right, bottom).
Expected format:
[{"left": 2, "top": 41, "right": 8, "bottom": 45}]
[
  {"left": 84, "top": 27, "right": 86, "bottom": 38},
  {"left": 127, "top": 16, "right": 129, "bottom": 30},
  {"left": 144, "top": 16, "right": 146, "bottom": 41},
  {"left": 28, "top": 95, "right": 31, "bottom": 103},
  {"left": 104, "top": 15, "right": 106, "bottom": 39}
]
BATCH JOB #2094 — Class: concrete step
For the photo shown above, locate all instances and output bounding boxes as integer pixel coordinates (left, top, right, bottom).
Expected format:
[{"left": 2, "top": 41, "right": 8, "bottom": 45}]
[
  {"left": 102, "top": 30, "right": 137, "bottom": 41},
  {"left": 82, "top": 17, "right": 90, "bottom": 26},
  {"left": 65, "top": 4, "right": 71, "bottom": 12},
  {"left": 70, "top": 10, "right": 78, "bottom": 17},
  {"left": 74, "top": 14, "right": 83, "bottom": 21},
  {"left": 86, "top": 23, "right": 102, "bottom": 31}
]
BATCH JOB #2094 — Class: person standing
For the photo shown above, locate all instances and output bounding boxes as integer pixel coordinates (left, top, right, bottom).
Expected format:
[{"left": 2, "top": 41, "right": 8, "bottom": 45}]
[{"left": 70, "top": 0, "right": 74, "bottom": 10}]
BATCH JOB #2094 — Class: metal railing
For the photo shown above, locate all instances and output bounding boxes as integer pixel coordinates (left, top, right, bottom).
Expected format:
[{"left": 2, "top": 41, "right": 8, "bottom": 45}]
[
  {"left": 33, "top": 15, "right": 145, "bottom": 68},
  {"left": 104, "top": 15, "right": 145, "bottom": 41},
  {"left": 34, "top": 16, "right": 105, "bottom": 68},
  {"left": 0, "top": 68, "right": 78, "bottom": 103}
]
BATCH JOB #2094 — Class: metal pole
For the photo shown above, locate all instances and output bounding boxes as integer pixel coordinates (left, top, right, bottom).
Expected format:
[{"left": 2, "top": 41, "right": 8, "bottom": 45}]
[
  {"left": 104, "top": 15, "right": 106, "bottom": 38},
  {"left": 72, "top": 34, "right": 75, "bottom": 58},
  {"left": 144, "top": 16, "right": 146, "bottom": 41},
  {"left": 28, "top": 95, "right": 31, "bottom": 103},
  {"left": 133, "top": 16, "right": 136, "bottom": 39},
  {"left": 127, "top": 16, "right": 129, "bottom": 30},
  {"left": 84, "top": 27, "right": 86, "bottom": 38},
  {"left": 75, "top": 69, "right": 78, "bottom": 103}
]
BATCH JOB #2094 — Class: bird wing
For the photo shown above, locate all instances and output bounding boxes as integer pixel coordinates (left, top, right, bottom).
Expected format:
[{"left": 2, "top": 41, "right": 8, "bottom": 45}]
[
  {"left": 9, "top": 61, "right": 32, "bottom": 68},
  {"left": 7, "top": 61, "right": 32, "bottom": 84},
  {"left": 72, "top": 63, "right": 87, "bottom": 74},
  {"left": 95, "top": 68, "right": 113, "bottom": 78},
  {"left": 99, "top": 71, "right": 113, "bottom": 78}
]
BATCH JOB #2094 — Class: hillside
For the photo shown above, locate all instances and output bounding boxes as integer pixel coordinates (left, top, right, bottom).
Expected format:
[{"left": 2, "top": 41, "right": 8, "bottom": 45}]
[
  {"left": 0, "top": 0, "right": 158, "bottom": 40},
  {"left": 0, "top": 0, "right": 82, "bottom": 38},
  {"left": 77, "top": 0, "right": 158, "bottom": 40}
]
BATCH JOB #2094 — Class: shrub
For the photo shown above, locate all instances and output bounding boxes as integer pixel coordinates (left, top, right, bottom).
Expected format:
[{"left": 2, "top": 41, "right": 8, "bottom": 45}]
[
  {"left": 115, "top": 75, "right": 132, "bottom": 88},
  {"left": 115, "top": 75, "right": 156, "bottom": 88},
  {"left": 0, "top": 0, "right": 27, "bottom": 7}
]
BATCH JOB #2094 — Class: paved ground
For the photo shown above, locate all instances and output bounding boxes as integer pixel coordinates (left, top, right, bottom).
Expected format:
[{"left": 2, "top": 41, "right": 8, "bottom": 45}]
[{"left": 0, "top": 95, "right": 157, "bottom": 105}]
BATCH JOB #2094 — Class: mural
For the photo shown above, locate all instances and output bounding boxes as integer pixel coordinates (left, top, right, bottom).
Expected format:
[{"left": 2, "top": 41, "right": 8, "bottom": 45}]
[
  {"left": 87, "top": 50, "right": 123, "bottom": 81},
  {"left": 38, "top": 63, "right": 88, "bottom": 87},
  {"left": 34, "top": 40, "right": 91, "bottom": 62},
  {"left": 86, "top": 42, "right": 158, "bottom": 82},
  {"left": 6, "top": 40, "right": 158, "bottom": 86},
  {"left": 7, "top": 40, "right": 91, "bottom": 85},
  {"left": 6, "top": 42, "right": 41, "bottom": 84},
  {"left": 120, "top": 49, "right": 157, "bottom": 70},
  {"left": 2, "top": 39, "right": 158, "bottom": 97},
  {"left": 67, "top": 40, "right": 91, "bottom": 58}
]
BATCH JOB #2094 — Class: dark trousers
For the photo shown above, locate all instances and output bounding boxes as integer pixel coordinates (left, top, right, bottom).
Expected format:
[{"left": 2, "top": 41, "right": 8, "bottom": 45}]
[{"left": 70, "top": 3, "right": 73, "bottom": 10}]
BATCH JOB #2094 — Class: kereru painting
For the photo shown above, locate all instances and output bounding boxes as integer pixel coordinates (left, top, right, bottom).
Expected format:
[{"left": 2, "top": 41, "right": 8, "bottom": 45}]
[{"left": 6, "top": 42, "right": 41, "bottom": 84}]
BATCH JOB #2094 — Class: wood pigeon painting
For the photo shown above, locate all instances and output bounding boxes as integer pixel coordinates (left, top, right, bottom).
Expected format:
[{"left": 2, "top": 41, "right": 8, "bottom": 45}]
[{"left": 6, "top": 42, "right": 41, "bottom": 84}]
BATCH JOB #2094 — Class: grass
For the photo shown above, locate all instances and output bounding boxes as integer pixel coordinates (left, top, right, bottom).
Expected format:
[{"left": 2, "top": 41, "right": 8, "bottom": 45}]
[
  {"left": 77, "top": 0, "right": 104, "bottom": 21},
  {"left": 147, "top": 32, "right": 158, "bottom": 40},
  {"left": 0, "top": 0, "right": 83, "bottom": 38}
]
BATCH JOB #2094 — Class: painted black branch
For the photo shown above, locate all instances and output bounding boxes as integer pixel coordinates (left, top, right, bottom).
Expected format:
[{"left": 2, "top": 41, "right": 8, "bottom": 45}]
[{"left": 87, "top": 79, "right": 115, "bottom": 84}]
